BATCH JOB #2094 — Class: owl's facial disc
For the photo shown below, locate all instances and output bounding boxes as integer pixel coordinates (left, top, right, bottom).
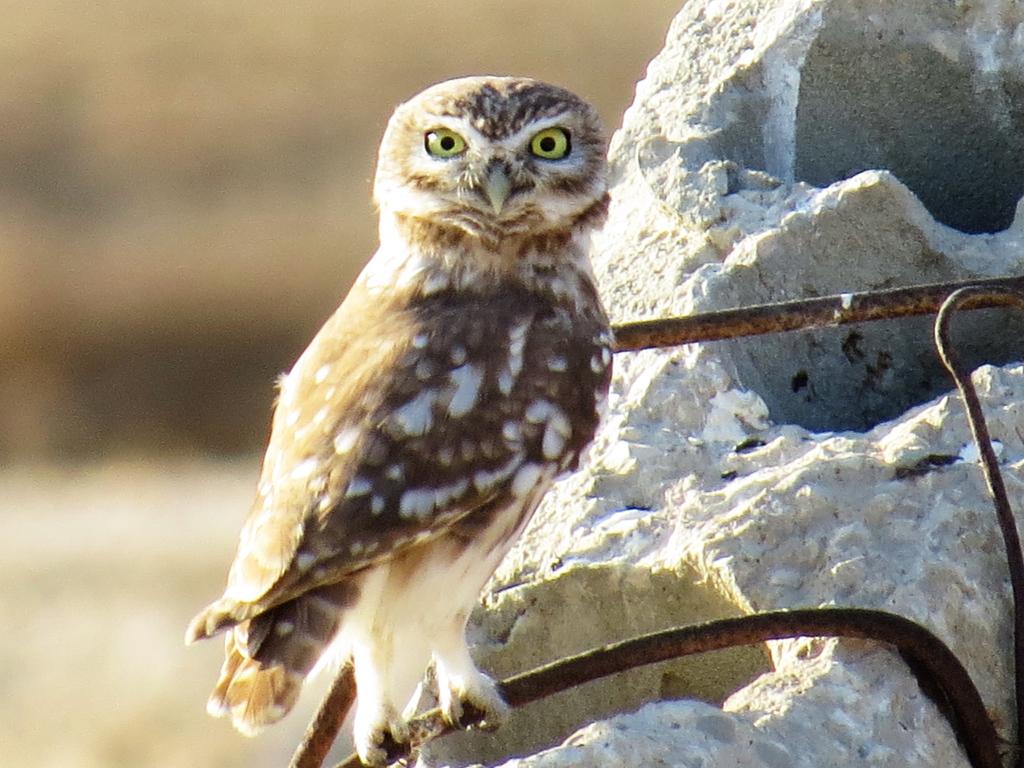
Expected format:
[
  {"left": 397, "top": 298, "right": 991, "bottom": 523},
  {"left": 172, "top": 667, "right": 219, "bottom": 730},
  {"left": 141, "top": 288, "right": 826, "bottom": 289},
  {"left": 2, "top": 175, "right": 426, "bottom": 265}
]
[{"left": 374, "top": 77, "right": 607, "bottom": 238}]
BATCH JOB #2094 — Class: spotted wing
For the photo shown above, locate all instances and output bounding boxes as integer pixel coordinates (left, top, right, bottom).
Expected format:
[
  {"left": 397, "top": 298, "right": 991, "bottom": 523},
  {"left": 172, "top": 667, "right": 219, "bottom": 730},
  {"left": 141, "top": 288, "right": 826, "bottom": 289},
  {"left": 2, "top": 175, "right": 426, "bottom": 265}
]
[{"left": 214, "top": 278, "right": 610, "bottom": 622}]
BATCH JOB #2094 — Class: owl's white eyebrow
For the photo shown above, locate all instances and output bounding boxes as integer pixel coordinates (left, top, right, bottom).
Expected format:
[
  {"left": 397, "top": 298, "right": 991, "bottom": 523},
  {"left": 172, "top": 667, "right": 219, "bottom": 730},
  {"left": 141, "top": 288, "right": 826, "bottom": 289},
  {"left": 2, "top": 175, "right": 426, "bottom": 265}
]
[
  {"left": 421, "top": 116, "right": 487, "bottom": 149},
  {"left": 498, "top": 114, "right": 575, "bottom": 149}
]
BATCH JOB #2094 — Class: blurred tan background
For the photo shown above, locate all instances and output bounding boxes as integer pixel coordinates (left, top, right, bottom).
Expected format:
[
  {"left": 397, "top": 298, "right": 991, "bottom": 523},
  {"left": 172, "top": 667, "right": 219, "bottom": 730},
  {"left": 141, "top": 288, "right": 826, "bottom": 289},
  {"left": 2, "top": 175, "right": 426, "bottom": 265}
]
[{"left": 0, "top": 1, "right": 681, "bottom": 766}]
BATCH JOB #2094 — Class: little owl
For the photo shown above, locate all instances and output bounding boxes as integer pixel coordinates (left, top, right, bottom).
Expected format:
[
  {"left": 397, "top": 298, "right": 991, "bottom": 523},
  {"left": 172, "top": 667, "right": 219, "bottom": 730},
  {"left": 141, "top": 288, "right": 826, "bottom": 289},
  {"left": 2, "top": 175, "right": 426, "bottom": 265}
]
[{"left": 186, "top": 76, "right": 612, "bottom": 766}]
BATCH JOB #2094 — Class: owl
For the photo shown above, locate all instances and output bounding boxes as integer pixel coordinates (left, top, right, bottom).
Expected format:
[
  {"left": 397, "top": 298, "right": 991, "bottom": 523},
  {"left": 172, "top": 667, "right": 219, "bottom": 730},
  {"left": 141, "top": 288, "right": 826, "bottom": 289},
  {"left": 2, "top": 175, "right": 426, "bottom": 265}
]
[{"left": 186, "top": 76, "right": 612, "bottom": 766}]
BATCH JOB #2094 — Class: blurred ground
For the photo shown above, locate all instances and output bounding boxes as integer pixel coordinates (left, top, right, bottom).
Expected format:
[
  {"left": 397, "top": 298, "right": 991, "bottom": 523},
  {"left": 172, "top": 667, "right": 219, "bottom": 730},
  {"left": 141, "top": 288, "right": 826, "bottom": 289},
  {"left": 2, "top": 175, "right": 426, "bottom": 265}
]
[
  {"left": 0, "top": 460, "right": 343, "bottom": 768},
  {"left": 1, "top": 2, "right": 682, "bottom": 766}
]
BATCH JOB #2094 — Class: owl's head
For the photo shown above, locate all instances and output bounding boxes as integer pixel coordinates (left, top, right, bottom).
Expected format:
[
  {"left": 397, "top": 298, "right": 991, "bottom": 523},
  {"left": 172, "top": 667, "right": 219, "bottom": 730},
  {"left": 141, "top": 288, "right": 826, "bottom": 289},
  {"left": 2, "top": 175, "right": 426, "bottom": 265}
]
[{"left": 373, "top": 77, "right": 607, "bottom": 240}]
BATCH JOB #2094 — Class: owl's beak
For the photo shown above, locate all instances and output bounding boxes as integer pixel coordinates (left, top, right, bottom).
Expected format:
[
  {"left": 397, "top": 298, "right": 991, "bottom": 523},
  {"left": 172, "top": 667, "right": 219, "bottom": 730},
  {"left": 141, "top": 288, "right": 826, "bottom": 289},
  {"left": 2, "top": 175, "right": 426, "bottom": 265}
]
[{"left": 483, "top": 164, "right": 511, "bottom": 216}]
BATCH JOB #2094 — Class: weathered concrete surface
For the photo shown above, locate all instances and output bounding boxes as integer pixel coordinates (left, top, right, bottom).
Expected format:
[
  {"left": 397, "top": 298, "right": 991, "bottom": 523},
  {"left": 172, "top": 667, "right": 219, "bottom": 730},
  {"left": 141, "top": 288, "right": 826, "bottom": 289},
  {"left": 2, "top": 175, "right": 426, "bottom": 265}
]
[{"left": 597, "top": 0, "right": 1024, "bottom": 434}]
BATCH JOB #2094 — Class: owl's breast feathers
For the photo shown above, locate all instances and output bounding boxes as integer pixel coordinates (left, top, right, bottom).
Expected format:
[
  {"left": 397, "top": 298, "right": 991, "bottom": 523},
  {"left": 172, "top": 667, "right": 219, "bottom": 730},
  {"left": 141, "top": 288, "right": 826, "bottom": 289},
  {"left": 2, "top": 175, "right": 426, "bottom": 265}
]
[{"left": 187, "top": 244, "right": 611, "bottom": 641}]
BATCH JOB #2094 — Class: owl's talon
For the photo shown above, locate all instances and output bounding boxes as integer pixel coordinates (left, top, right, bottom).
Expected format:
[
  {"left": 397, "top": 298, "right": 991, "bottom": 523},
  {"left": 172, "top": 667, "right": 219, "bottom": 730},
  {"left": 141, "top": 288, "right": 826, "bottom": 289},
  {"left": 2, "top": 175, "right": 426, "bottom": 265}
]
[
  {"left": 460, "top": 699, "right": 506, "bottom": 731},
  {"left": 355, "top": 739, "right": 387, "bottom": 768},
  {"left": 354, "top": 709, "right": 411, "bottom": 767},
  {"left": 439, "top": 671, "right": 509, "bottom": 731}
]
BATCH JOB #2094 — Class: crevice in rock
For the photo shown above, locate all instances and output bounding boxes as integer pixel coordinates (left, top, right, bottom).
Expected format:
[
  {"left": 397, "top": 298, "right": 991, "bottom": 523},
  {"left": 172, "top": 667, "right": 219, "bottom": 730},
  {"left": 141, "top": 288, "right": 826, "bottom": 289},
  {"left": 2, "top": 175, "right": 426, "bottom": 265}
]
[
  {"left": 425, "top": 563, "right": 771, "bottom": 767},
  {"left": 722, "top": 304, "right": 1024, "bottom": 434}
]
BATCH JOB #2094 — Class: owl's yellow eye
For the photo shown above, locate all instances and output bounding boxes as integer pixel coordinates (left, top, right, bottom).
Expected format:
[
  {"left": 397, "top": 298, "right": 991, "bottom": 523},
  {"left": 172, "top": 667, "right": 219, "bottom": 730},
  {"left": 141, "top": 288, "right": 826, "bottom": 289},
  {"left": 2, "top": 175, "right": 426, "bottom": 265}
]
[
  {"left": 425, "top": 128, "right": 467, "bottom": 158},
  {"left": 529, "top": 127, "right": 571, "bottom": 160}
]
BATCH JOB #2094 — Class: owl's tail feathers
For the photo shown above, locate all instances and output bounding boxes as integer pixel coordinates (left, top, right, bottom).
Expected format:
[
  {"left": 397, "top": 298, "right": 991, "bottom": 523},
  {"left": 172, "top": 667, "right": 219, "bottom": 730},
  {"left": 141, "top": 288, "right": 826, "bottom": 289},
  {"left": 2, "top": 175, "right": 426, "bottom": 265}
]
[
  {"left": 198, "top": 583, "right": 357, "bottom": 736},
  {"left": 206, "top": 634, "right": 303, "bottom": 733}
]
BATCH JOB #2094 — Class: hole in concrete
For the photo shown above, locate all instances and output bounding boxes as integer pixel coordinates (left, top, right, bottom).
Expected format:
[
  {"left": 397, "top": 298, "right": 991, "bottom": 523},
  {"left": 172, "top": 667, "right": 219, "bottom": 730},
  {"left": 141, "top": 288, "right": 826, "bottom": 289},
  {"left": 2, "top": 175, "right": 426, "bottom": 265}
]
[
  {"left": 423, "top": 563, "right": 771, "bottom": 767},
  {"left": 794, "top": 20, "right": 1024, "bottom": 234},
  {"left": 720, "top": 309, "right": 1024, "bottom": 434}
]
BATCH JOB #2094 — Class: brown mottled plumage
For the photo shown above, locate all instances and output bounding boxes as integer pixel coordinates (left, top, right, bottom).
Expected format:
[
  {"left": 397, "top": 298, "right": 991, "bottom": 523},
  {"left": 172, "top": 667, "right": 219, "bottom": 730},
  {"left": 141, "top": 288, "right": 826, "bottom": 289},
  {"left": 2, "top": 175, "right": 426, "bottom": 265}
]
[{"left": 186, "top": 76, "right": 612, "bottom": 766}]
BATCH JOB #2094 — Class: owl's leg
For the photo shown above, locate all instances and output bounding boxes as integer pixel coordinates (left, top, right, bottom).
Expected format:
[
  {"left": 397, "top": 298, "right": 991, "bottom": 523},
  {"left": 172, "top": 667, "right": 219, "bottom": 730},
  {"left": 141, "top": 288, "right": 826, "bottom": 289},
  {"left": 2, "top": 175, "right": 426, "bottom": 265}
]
[
  {"left": 350, "top": 638, "right": 411, "bottom": 767},
  {"left": 432, "top": 614, "right": 508, "bottom": 731},
  {"left": 349, "top": 594, "right": 443, "bottom": 767}
]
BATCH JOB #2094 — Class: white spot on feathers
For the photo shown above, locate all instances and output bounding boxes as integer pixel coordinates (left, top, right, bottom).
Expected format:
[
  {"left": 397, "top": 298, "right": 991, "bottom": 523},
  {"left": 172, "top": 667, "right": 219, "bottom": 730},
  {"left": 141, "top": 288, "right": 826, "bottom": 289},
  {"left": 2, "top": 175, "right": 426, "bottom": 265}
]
[
  {"left": 509, "top": 318, "right": 530, "bottom": 345},
  {"left": 346, "top": 476, "right": 373, "bottom": 498},
  {"left": 275, "top": 621, "right": 294, "bottom": 636},
  {"left": 399, "top": 488, "right": 437, "bottom": 520},
  {"left": 415, "top": 359, "right": 436, "bottom": 381},
  {"left": 497, "top": 318, "right": 531, "bottom": 396},
  {"left": 291, "top": 458, "right": 319, "bottom": 480},
  {"left": 497, "top": 369, "right": 515, "bottom": 396},
  {"left": 391, "top": 389, "right": 437, "bottom": 436},
  {"left": 511, "top": 463, "right": 543, "bottom": 497},
  {"left": 542, "top": 421, "right": 568, "bottom": 460},
  {"left": 525, "top": 399, "right": 555, "bottom": 424},
  {"left": 507, "top": 320, "right": 529, "bottom": 375},
  {"left": 548, "top": 409, "right": 572, "bottom": 438},
  {"left": 546, "top": 354, "right": 568, "bottom": 372},
  {"left": 397, "top": 481, "right": 468, "bottom": 524},
  {"left": 502, "top": 421, "right": 522, "bottom": 443},
  {"left": 371, "top": 495, "right": 385, "bottom": 515},
  {"left": 473, "top": 454, "right": 523, "bottom": 493},
  {"left": 450, "top": 345, "right": 467, "bottom": 365},
  {"left": 434, "top": 479, "right": 469, "bottom": 508},
  {"left": 423, "top": 271, "right": 450, "bottom": 295},
  {"left": 447, "top": 364, "right": 483, "bottom": 417},
  {"left": 334, "top": 426, "right": 360, "bottom": 455},
  {"left": 548, "top": 277, "right": 570, "bottom": 298},
  {"left": 314, "top": 364, "right": 332, "bottom": 384}
]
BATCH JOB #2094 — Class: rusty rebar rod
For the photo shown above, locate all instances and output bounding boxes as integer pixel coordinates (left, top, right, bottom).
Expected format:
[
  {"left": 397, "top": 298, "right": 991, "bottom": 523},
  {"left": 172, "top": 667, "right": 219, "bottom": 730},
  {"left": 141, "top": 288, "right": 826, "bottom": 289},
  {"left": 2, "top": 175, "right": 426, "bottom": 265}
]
[
  {"left": 613, "top": 273, "right": 1024, "bottom": 352},
  {"left": 288, "top": 664, "right": 357, "bottom": 768},
  {"left": 328, "top": 609, "right": 1000, "bottom": 768},
  {"left": 935, "top": 287, "right": 1024, "bottom": 768}
]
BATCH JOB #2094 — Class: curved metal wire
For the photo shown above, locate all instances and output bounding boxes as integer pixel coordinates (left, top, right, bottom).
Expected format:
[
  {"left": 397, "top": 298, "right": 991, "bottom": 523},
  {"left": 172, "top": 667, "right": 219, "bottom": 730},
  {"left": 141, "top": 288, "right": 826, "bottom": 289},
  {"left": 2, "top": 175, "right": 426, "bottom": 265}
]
[
  {"left": 935, "top": 286, "right": 1024, "bottom": 768},
  {"left": 327, "top": 608, "right": 1000, "bottom": 768}
]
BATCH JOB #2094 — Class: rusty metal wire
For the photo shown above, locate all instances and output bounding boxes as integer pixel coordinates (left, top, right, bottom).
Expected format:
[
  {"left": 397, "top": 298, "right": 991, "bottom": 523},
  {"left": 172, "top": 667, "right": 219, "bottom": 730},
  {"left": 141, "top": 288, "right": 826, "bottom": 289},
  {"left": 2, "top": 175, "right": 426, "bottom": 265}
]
[
  {"left": 323, "top": 609, "right": 1000, "bottom": 768},
  {"left": 287, "top": 276, "right": 1024, "bottom": 768},
  {"left": 935, "top": 287, "right": 1024, "bottom": 768},
  {"left": 288, "top": 664, "right": 357, "bottom": 768},
  {"left": 613, "top": 274, "right": 1024, "bottom": 352}
]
